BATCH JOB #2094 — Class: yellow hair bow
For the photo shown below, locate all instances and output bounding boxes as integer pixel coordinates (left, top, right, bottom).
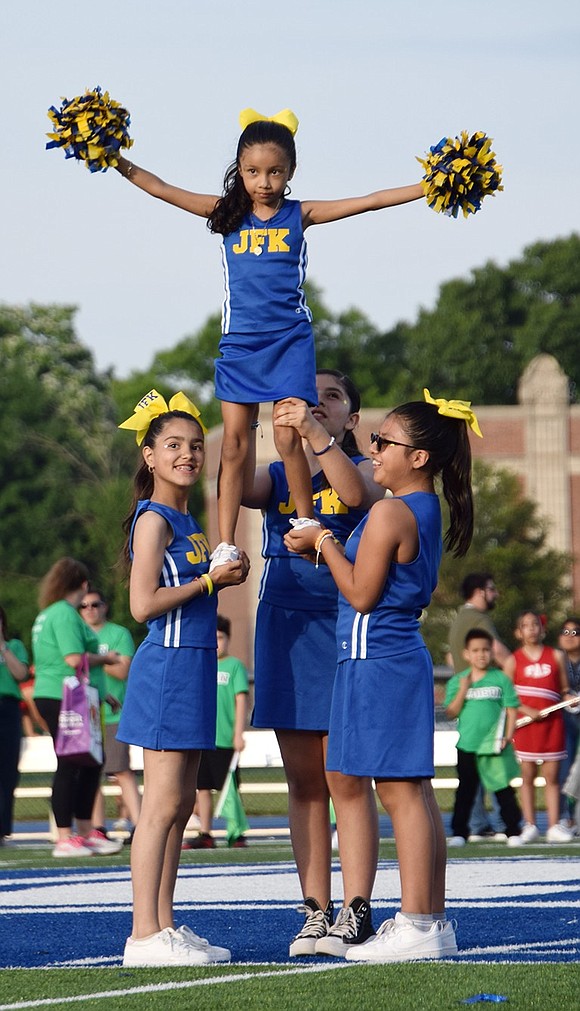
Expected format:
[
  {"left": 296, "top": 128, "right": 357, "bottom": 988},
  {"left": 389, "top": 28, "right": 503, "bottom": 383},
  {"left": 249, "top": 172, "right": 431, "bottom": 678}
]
[
  {"left": 119, "top": 389, "right": 208, "bottom": 446},
  {"left": 239, "top": 107, "right": 299, "bottom": 137},
  {"left": 423, "top": 388, "right": 483, "bottom": 438}
]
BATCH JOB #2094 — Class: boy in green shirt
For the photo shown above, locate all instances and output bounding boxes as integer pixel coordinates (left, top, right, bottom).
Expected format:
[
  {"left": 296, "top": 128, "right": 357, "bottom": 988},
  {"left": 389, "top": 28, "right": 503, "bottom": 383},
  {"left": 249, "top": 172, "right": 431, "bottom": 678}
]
[{"left": 445, "top": 628, "right": 537, "bottom": 847}]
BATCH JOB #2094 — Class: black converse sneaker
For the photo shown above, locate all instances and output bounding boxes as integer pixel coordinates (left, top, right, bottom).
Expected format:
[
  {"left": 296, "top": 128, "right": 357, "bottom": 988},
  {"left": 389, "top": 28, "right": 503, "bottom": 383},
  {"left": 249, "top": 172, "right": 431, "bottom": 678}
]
[
  {"left": 289, "top": 898, "right": 333, "bottom": 957},
  {"left": 315, "top": 896, "right": 375, "bottom": 956}
]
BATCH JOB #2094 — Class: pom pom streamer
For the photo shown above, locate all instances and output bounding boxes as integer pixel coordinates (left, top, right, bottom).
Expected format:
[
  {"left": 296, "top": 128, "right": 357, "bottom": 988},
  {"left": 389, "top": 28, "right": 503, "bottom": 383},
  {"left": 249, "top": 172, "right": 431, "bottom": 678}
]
[
  {"left": 46, "top": 86, "right": 133, "bottom": 173},
  {"left": 417, "top": 131, "right": 503, "bottom": 218}
]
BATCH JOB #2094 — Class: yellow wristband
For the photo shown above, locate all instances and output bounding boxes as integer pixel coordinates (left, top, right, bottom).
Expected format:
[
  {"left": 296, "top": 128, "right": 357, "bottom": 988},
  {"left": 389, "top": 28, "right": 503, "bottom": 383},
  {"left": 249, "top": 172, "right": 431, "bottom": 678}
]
[{"left": 200, "top": 573, "right": 214, "bottom": 596}]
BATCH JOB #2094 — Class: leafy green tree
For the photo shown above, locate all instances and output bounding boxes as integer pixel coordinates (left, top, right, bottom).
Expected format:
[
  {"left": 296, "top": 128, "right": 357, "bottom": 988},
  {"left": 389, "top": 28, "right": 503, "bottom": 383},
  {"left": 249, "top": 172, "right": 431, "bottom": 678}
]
[
  {"left": 0, "top": 304, "right": 132, "bottom": 644},
  {"left": 423, "top": 460, "right": 572, "bottom": 663},
  {"left": 385, "top": 233, "right": 580, "bottom": 405}
]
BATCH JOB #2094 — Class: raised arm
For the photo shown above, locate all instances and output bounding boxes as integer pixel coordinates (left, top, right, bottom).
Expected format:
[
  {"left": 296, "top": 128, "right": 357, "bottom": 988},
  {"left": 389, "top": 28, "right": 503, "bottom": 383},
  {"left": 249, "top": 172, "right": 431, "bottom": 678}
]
[
  {"left": 301, "top": 183, "right": 424, "bottom": 228},
  {"left": 273, "top": 397, "right": 383, "bottom": 510},
  {"left": 116, "top": 155, "right": 219, "bottom": 218}
]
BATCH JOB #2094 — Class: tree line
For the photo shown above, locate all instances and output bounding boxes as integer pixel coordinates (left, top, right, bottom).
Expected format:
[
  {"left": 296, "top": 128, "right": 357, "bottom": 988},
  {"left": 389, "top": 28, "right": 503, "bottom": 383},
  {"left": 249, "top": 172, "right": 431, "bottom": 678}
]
[{"left": 1, "top": 234, "right": 578, "bottom": 660}]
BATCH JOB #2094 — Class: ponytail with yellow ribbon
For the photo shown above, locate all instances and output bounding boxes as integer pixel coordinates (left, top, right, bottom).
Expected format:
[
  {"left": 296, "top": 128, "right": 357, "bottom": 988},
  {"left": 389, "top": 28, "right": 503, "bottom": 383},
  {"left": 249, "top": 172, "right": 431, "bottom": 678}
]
[
  {"left": 423, "top": 388, "right": 483, "bottom": 438},
  {"left": 119, "top": 389, "right": 208, "bottom": 446},
  {"left": 239, "top": 107, "right": 299, "bottom": 136}
]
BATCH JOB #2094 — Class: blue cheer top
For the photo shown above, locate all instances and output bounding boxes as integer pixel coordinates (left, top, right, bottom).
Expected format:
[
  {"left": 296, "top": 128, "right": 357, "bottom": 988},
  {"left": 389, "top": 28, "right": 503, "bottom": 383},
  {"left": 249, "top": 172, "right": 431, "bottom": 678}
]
[
  {"left": 258, "top": 458, "right": 368, "bottom": 611},
  {"left": 336, "top": 492, "right": 442, "bottom": 660},
  {"left": 220, "top": 199, "right": 312, "bottom": 334},
  {"left": 130, "top": 500, "right": 217, "bottom": 648}
]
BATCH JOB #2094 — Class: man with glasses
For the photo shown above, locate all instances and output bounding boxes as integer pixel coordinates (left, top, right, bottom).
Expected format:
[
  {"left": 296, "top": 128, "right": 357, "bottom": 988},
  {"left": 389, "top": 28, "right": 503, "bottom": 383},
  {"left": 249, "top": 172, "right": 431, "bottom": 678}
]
[
  {"left": 446, "top": 573, "right": 511, "bottom": 840},
  {"left": 558, "top": 618, "right": 580, "bottom": 832}
]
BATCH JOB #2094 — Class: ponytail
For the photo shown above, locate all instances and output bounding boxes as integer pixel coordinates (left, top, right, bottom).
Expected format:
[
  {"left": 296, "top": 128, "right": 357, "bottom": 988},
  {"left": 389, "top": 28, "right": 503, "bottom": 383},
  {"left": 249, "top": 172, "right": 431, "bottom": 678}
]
[{"left": 390, "top": 401, "right": 474, "bottom": 557}]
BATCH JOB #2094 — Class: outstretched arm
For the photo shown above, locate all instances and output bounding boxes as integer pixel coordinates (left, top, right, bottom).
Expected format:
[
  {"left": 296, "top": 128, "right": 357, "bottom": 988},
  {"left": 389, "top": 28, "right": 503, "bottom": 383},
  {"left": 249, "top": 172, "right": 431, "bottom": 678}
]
[
  {"left": 301, "top": 183, "right": 424, "bottom": 227},
  {"left": 116, "top": 156, "right": 219, "bottom": 218}
]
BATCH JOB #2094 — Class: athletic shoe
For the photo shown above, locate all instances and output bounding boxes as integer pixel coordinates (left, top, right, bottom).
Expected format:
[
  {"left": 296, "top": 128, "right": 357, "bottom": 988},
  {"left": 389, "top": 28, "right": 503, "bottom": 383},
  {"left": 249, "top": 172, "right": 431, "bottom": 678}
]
[
  {"left": 439, "top": 919, "right": 459, "bottom": 956},
  {"left": 520, "top": 822, "right": 540, "bottom": 844},
  {"left": 182, "top": 833, "right": 215, "bottom": 850},
  {"left": 289, "top": 518, "right": 322, "bottom": 531},
  {"left": 228, "top": 835, "right": 248, "bottom": 848},
  {"left": 113, "top": 818, "right": 131, "bottom": 832},
  {"left": 174, "top": 925, "right": 231, "bottom": 962},
  {"left": 122, "top": 927, "right": 214, "bottom": 966},
  {"left": 507, "top": 834, "right": 524, "bottom": 847},
  {"left": 468, "top": 829, "right": 507, "bottom": 842},
  {"left": 83, "top": 829, "right": 123, "bottom": 855},
  {"left": 447, "top": 836, "right": 467, "bottom": 847},
  {"left": 546, "top": 822, "right": 575, "bottom": 843},
  {"left": 345, "top": 911, "right": 455, "bottom": 963},
  {"left": 185, "top": 812, "right": 202, "bottom": 831},
  {"left": 289, "top": 898, "right": 333, "bottom": 957},
  {"left": 315, "top": 896, "right": 374, "bottom": 956},
  {"left": 209, "top": 542, "right": 239, "bottom": 572},
  {"left": 52, "top": 835, "right": 93, "bottom": 858},
  {"left": 467, "top": 826, "right": 497, "bottom": 841}
]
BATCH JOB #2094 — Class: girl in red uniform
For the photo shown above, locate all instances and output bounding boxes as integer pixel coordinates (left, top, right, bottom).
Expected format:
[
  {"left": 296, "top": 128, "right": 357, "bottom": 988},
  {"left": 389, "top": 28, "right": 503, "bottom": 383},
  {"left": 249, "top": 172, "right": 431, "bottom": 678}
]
[{"left": 505, "top": 611, "right": 573, "bottom": 843}]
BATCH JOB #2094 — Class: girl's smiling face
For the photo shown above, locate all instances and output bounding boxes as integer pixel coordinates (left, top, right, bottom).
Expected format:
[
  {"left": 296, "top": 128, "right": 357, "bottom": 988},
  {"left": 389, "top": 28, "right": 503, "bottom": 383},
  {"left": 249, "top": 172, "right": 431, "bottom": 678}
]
[
  {"left": 369, "top": 415, "right": 426, "bottom": 492},
  {"left": 143, "top": 417, "right": 205, "bottom": 490},
  {"left": 238, "top": 143, "right": 293, "bottom": 213}
]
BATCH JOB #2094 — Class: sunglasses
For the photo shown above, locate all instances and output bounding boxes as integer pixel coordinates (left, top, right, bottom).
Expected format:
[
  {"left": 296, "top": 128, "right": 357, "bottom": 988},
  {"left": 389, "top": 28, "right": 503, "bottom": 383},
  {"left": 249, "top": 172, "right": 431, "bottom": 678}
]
[
  {"left": 370, "top": 432, "right": 418, "bottom": 452},
  {"left": 80, "top": 602, "right": 103, "bottom": 610}
]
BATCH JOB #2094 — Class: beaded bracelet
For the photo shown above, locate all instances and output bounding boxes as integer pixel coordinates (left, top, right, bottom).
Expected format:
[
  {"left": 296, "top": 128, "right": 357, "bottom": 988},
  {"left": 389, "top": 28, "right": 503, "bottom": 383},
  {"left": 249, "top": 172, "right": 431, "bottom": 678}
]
[
  {"left": 315, "top": 530, "right": 335, "bottom": 568},
  {"left": 312, "top": 436, "right": 336, "bottom": 457},
  {"left": 200, "top": 573, "right": 214, "bottom": 596}
]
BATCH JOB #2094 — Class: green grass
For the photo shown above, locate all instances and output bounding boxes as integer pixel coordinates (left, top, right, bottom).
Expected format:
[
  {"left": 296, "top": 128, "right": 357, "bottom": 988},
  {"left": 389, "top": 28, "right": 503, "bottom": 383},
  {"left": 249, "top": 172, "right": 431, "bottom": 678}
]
[{"left": 0, "top": 963, "right": 577, "bottom": 1010}]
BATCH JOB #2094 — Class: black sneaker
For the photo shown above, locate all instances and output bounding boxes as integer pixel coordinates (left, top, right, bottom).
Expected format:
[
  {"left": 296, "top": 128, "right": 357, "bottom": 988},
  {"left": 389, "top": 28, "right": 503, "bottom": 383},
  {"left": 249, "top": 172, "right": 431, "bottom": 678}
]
[
  {"left": 315, "top": 896, "right": 375, "bottom": 956},
  {"left": 289, "top": 898, "right": 334, "bottom": 957}
]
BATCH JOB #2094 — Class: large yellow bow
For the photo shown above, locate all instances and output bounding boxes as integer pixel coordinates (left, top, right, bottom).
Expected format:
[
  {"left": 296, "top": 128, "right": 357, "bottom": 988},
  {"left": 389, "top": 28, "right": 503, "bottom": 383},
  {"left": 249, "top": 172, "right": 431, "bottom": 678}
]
[
  {"left": 423, "top": 388, "right": 483, "bottom": 438},
  {"left": 239, "top": 107, "right": 299, "bottom": 137},
  {"left": 119, "top": 389, "right": 208, "bottom": 446}
]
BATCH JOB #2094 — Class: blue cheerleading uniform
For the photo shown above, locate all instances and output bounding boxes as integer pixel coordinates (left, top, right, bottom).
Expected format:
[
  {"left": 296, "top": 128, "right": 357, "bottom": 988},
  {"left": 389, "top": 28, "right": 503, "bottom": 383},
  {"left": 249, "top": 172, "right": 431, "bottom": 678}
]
[
  {"left": 327, "top": 491, "right": 442, "bottom": 777},
  {"left": 117, "top": 500, "right": 218, "bottom": 751},
  {"left": 215, "top": 199, "right": 317, "bottom": 405},
  {"left": 252, "top": 458, "right": 368, "bottom": 731}
]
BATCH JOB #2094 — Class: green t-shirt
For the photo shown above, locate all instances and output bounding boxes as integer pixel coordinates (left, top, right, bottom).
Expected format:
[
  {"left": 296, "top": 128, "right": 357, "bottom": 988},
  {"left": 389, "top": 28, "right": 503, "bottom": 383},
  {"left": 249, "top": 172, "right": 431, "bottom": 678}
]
[
  {"left": 92, "top": 621, "right": 136, "bottom": 725},
  {"left": 32, "top": 600, "right": 102, "bottom": 700},
  {"left": 444, "top": 666, "right": 521, "bottom": 755},
  {"left": 215, "top": 655, "right": 249, "bottom": 748},
  {"left": 448, "top": 606, "right": 498, "bottom": 673},
  {"left": 0, "top": 639, "right": 29, "bottom": 699}
]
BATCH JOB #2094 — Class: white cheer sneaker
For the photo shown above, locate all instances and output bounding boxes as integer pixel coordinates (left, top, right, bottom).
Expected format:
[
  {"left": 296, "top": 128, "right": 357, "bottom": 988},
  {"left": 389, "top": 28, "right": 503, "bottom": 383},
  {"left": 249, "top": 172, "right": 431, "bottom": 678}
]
[
  {"left": 345, "top": 912, "right": 458, "bottom": 963},
  {"left": 174, "top": 924, "right": 231, "bottom": 961},
  {"left": 123, "top": 927, "right": 215, "bottom": 967}
]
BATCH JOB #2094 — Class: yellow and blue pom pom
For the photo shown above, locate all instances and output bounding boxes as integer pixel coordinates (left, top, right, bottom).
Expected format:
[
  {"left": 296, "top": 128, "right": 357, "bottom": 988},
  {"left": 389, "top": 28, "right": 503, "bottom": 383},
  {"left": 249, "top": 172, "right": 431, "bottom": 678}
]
[
  {"left": 46, "top": 86, "right": 133, "bottom": 173},
  {"left": 416, "top": 131, "right": 503, "bottom": 218}
]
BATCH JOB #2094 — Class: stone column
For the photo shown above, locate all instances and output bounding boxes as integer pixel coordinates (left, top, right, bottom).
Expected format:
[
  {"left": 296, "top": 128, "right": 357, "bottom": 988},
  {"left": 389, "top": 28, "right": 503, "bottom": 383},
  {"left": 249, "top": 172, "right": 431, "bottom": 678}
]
[{"left": 518, "top": 354, "right": 571, "bottom": 554}]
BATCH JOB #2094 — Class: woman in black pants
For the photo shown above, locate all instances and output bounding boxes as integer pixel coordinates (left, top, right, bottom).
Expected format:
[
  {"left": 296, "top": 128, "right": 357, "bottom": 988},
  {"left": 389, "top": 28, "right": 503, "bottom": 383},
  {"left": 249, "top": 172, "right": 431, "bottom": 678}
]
[{"left": 32, "top": 558, "right": 122, "bottom": 857}]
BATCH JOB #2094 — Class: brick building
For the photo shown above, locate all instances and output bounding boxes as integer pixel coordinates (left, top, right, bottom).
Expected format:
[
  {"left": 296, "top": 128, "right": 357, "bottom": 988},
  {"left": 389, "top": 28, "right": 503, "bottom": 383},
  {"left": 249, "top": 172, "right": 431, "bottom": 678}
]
[{"left": 205, "top": 354, "right": 580, "bottom": 670}]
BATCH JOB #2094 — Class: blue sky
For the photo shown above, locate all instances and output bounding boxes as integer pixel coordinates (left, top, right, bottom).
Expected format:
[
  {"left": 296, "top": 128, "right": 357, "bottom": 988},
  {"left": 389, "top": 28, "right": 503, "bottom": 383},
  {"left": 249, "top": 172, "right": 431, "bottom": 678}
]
[{"left": 3, "top": 0, "right": 579, "bottom": 376}]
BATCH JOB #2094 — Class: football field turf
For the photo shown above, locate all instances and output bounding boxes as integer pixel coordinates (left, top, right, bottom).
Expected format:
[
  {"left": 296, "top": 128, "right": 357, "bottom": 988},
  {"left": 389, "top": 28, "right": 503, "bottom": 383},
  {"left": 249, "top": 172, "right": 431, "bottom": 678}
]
[{"left": 0, "top": 845, "right": 578, "bottom": 1009}]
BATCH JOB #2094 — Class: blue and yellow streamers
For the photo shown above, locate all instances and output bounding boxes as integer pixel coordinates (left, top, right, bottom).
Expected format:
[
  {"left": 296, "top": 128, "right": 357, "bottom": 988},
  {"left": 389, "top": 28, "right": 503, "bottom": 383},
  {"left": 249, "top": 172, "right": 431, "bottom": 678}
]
[
  {"left": 417, "top": 131, "right": 503, "bottom": 218},
  {"left": 46, "top": 86, "right": 133, "bottom": 173}
]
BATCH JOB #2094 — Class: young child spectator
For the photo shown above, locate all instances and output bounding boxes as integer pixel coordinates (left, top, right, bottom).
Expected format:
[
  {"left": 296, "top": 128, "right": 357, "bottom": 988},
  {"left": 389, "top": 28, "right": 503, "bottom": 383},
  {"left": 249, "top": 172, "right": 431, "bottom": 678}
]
[
  {"left": 505, "top": 611, "right": 574, "bottom": 843},
  {"left": 183, "top": 614, "right": 249, "bottom": 849},
  {"left": 445, "top": 629, "right": 537, "bottom": 847}
]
